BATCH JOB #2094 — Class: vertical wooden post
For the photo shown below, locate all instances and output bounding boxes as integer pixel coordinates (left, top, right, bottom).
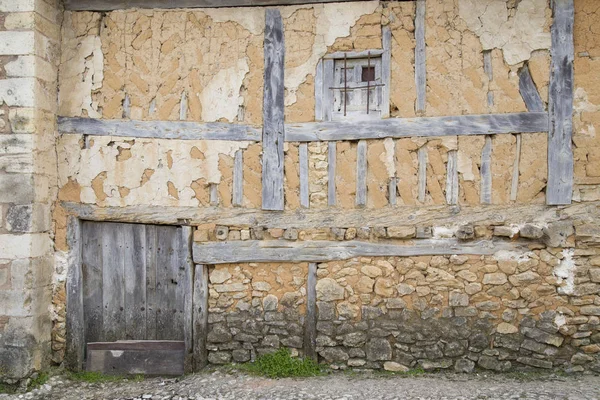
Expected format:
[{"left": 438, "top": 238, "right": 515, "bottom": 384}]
[
  {"left": 480, "top": 135, "right": 492, "bottom": 204},
  {"left": 414, "top": 0, "right": 426, "bottom": 114},
  {"left": 262, "top": 8, "right": 285, "bottom": 211},
  {"left": 381, "top": 25, "right": 392, "bottom": 118},
  {"left": 181, "top": 226, "right": 194, "bottom": 372},
  {"left": 389, "top": 177, "right": 397, "bottom": 206},
  {"left": 356, "top": 140, "right": 367, "bottom": 207},
  {"left": 299, "top": 143, "right": 309, "bottom": 208},
  {"left": 328, "top": 141, "right": 337, "bottom": 206},
  {"left": 193, "top": 264, "right": 209, "bottom": 370},
  {"left": 417, "top": 145, "right": 427, "bottom": 203},
  {"left": 65, "top": 216, "right": 84, "bottom": 371},
  {"left": 547, "top": 0, "right": 574, "bottom": 205},
  {"left": 445, "top": 150, "right": 458, "bottom": 205},
  {"left": 232, "top": 149, "right": 243, "bottom": 207},
  {"left": 303, "top": 263, "right": 317, "bottom": 362}
]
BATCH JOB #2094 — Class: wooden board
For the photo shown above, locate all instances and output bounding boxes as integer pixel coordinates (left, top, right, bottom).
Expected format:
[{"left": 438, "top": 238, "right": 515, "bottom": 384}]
[
  {"left": 381, "top": 26, "right": 392, "bottom": 118},
  {"left": 86, "top": 341, "right": 184, "bottom": 376},
  {"left": 66, "top": 217, "right": 84, "bottom": 370},
  {"left": 192, "top": 265, "right": 209, "bottom": 369},
  {"left": 58, "top": 117, "right": 261, "bottom": 141},
  {"left": 304, "top": 263, "right": 317, "bottom": 362},
  {"left": 328, "top": 142, "right": 336, "bottom": 206},
  {"left": 480, "top": 136, "right": 492, "bottom": 204},
  {"left": 414, "top": 0, "right": 426, "bottom": 114},
  {"left": 232, "top": 150, "right": 243, "bottom": 207},
  {"left": 285, "top": 112, "right": 549, "bottom": 142},
  {"left": 299, "top": 143, "right": 309, "bottom": 208},
  {"left": 66, "top": 201, "right": 594, "bottom": 231},
  {"left": 59, "top": 113, "right": 549, "bottom": 143},
  {"left": 547, "top": 0, "right": 574, "bottom": 205},
  {"left": 356, "top": 140, "right": 367, "bottom": 207},
  {"left": 102, "top": 222, "right": 125, "bottom": 342},
  {"left": 518, "top": 64, "right": 544, "bottom": 112},
  {"left": 261, "top": 8, "right": 285, "bottom": 211},
  {"left": 417, "top": 146, "right": 427, "bottom": 203},
  {"left": 123, "top": 223, "right": 146, "bottom": 340},
  {"left": 192, "top": 239, "right": 529, "bottom": 264},
  {"left": 64, "top": 0, "right": 412, "bottom": 11},
  {"left": 445, "top": 150, "right": 458, "bottom": 205}
]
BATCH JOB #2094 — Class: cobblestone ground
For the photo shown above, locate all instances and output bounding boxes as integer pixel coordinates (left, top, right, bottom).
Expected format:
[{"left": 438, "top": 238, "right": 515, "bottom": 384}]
[{"left": 2, "top": 370, "right": 599, "bottom": 400}]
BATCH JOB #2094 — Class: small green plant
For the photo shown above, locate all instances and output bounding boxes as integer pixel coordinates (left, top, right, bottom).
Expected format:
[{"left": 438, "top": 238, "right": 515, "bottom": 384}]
[
  {"left": 27, "top": 372, "right": 49, "bottom": 390},
  {"left": 67, "top": 371, "right": 144, "bottom": 383},
  {"left": 240, "top": 348, "right": 322, "bottom": 378},
  {"left": 0, "top": 382, "right": 17, "bottom": 394}
]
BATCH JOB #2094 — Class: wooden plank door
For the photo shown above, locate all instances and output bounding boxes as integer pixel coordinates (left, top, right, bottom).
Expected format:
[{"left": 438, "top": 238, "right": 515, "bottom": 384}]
[{"left": 80, "top": 221, "right": 193, "bottom": 369}]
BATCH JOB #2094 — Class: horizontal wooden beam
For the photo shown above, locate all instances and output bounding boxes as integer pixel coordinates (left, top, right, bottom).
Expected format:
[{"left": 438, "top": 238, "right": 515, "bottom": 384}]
[
  {"left": 285, "top": 112, "right": 549, "bottom": 141},
  {"left": 63, "top": 0, "right": 411, "bottom": 11},
  {"left": 192, "top": 239, "right": 529, "bottom": 264},
  {"left": 59, "top": 112, "right": 549, "bottom": 142},
  {"left": 61, "top": 201, "right": 596, "bottom": 231},
  {"left": 58, "top": 117, "right": 261, "bottom": 141}
]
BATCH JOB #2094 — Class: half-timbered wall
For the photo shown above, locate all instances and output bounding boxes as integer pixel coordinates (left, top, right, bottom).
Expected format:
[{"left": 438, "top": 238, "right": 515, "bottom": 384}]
[{"left": 0, "top": 0, "right": 598, "bottom": 381}]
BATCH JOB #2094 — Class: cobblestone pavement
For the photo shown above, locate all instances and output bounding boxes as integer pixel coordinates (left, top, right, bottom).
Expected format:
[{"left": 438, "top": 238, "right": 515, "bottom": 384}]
[{"left": 2, "top": 370, "right": 600, "bottom": 400}]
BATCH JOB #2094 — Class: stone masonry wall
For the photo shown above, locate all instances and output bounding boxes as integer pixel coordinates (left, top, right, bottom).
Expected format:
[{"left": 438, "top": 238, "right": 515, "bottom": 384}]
[
  {"left": 44, "top": 0, "right": 600, "bottom": 375},
  {"left": 0, "top": 0, "right": 61, "bottom": 382}
]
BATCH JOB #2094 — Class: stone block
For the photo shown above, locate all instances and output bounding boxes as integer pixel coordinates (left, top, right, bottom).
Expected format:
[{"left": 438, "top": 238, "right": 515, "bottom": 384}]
[
  {"left": 516, "top": 357, "right": 552, "bottom": 369},
  {"left": 387, "top": 226, "right": 415, "bottom": 239},
  {"left": 0, "top": 78, "right": 36, "bottom": 107},
  {"left": 4, "top": 12, "right": 35, "bottom": 30},
  {"left": 543, "top": 221, "right": 574, "bottom": 248},
  {"left": 0, "top": 0, "right": 34, "bottom": 12},
  {"left": 449, "top": 291, "right": 469, "bottom": 307},
  {"left": 366, "top": 338, "right": 392, "bottom": 361},
  {"left": 319, "top": 347, "right": 348, "bottom": 362},
  {"left": 383, "top": 361, "right": 409, "bottom": 372},
  {"left": 454, "top": 358, "right": 475, "bottom": 373},
  {"left": 493, "top": 226, "right": 517, "bottom": 238},
  {"left": 477, "top": 355, "right": 511, "bottom": 371},
  {"left": 456, "top": 224, "right": 475, "bottom": 240},
  {"left": 0, "top": 233, "right": 51, "bottom": 259},
  {"left": 519, "top": 224, "right": 544, "bottom": 239},
  {"left": 208, "top": 351, "right": 231, "bottom": 364},
  {"left": 316, "top": 278, "right": 344, "bottom": 301}
]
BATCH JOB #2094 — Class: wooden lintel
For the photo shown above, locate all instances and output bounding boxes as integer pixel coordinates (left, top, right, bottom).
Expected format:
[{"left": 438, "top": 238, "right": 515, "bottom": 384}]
[
  {"left": 192, "top": 239, "right": 529, "bottom": 264},
  {"left": 64, "top": 0, "right": 412, "bottom": 11},
  {"left": 61, "top": 201, "right": 597, "bottom": 231},
  {"left": 59, "top": 112, "right": 550, "bottom": 143}
]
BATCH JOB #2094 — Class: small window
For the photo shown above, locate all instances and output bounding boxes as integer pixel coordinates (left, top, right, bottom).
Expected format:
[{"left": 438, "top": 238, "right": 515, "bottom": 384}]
[{"left": 315, "top": 50, "right": 389, "bottom": 122}]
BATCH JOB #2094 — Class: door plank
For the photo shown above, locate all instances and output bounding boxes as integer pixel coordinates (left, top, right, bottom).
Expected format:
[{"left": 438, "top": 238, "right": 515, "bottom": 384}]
[
  {"left": 82, "top": 221, "right": 104, "bottom": 344},
  {"left": 102, "top": 222, "right": 126, "bottom": 342}
]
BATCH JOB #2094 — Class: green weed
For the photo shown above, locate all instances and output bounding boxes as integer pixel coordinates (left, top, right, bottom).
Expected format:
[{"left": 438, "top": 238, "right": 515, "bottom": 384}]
[{"left": 238, "top": 348, "right": 323, "bottom": 379}]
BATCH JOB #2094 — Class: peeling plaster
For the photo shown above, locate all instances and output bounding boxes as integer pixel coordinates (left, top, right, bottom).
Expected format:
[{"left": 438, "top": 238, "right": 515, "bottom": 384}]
[
  {"left": 58, "top": 135, "right": 250, "bottom": 207},
  {"left": 283, "top": 1, "right": 380, "bottom": 106},
  {"left": 458, "top": 0, "right": 551, "bottom": 65},
  {"left": 199, "top": 58, "right": 249, "bottom": 123},
  {"left": 381, "top": 138, "right": 396, "bottom": 178},
  {"left": 203, "top": 7, "right": 265, "bottom": 35},
  {"left": 554, "top": 249, "right": 575, "bottom": 295}
]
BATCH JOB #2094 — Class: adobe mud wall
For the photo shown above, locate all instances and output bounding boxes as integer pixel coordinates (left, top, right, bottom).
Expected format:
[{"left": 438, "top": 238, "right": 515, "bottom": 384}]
[{"left": 9, "top": 0, "right": 599, "bottom": 377}]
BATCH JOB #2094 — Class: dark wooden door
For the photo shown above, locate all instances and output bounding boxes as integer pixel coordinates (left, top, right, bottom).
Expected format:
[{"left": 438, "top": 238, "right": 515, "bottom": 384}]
[{"left": 81, "top": 221, "right": 193, "bottom": 361}]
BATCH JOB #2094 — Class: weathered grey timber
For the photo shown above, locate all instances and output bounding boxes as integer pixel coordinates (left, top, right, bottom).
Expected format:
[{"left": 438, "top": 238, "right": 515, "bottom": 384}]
[
  {"left": 446, "top": 150, "right": 458, "bottom": 205},
  {"left": 192, "top": 239, "right": 529, "bottom": 264},
  {"left": 483, "top": 50, "right": 494, "bottom": 107},
  {"left": 59, "top": 112, "right": 549, "bottom": 142},
  {"left": 86, "top": 341, "right": 185, "bottom": 376},
  {"left": 209, "top": 183, "right": 218, "bottom": 206},
  {"left": 145, "top": 225, "right": 158, "bottom": 340},
  {"left": 356, "top": 140, "right": 367, "bottom": 207},
  {"left": 314, "top": 60, "right": 324, "bottom": 121},
  {"left": 328, "top": 141, "right": 336, "bottom": 206},
  {"left": 123, "top": 223, "right": 146, "bottom": 341},
  {"left": 323, "top": 49, "right": 385, "bottom": 60},
  {"left": 66, "top": 217, "right": 84, "bottom": 371},
  {"left": 262, "top": 9, "right": 285, "bottom": 211},
  {"left": 547, "top": 0, "right": 574, "bottom": 205},
  {"left": 299, "top": 143, "right": 309, "bottom": 208},
  {"left": 285, "top": 112, "right": 549, "bottom": 141},
  {"left": 304, "top": 263, "right": 317, "bottom": 362},
  {"left": 511, "top": 134, "right": 522, "bottom": 201},
  {"left": 389, "top": 177, "right": 397, "bottom": 206},
  {"left": 381, "top": 26, "right": 392, "bottom": 118},
  {"left": 418, "top": 146, "right": 427, "bottom": 203},
  {"left": 181, "top": 226, "right": 195, "bottom": 372},
  {"left": 58, "top": 116, "right": 261, "bottom": 141},
  {"left": 232, "top": 150, "right": 243, "bottom": 207},
  {"left": 81, "top": 220, "right": 103, "bottom": 345},
  {"left": 322, "top": 59, "right": 334, "bottom": 121},
  {"left": 414, "top": 0, "right": 426, "bottom": 114},
  {"left": 519, "top": 64, "right": 544, "bottom": 112},
  {"left": 63, "top": 0, "right": 408, "bottom": 11},
  {"left": 102, "top": 222, "right": 125, "bottom": 342},
  {"left": 62, "top": 200, "right": 598, "bottom": 230},
  {"left": 480, "top": 136, "right": 492, "bottom": 204},
  {"left": 193, "top": 264, "right": 209, "bottom": 369}
]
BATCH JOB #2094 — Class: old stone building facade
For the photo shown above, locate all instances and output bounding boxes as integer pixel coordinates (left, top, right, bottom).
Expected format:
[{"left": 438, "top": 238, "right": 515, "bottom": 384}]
[{"left": 1, "top": 0, "right": 600, "bottom": 382}]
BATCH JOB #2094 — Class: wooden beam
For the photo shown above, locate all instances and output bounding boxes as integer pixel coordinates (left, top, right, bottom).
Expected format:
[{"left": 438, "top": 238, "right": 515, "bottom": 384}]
[
  {"left": 232, "top": 150, "right": 243, "bottom": 207},
  {"left": 192, "top": 239, "right": 529, "bottom": 264},
  {"left": 285, "top": 112, "right": 549, "bottom": 142},
  {"left": 483, "top": 50, "right": 494, "bottom": 107},
  {"left": 445, "top": 150, "right": 458, "bottom": 205},
  {"left": 58, "top": 116, "right": 261, "bottom": 141},
  {"left": 511, "top": 133, "right": 522, "bottom": 202},
  {"left": 388, "top": 177, "right": 397, "bottom": 206},
  {"left": 261, "top": 8, "right": 285, "bottom": 211},
  {"left": 323, "top": 49, "right": 385, "bottom": 60},
  {"left": 327, "top": 141, "right": 336, "bottom": 206},
  {"left": 192, "top": 264, "right": 209, "bottom": 370},
  {"left": 59, "top": 112, "right": 549, "bottom": 143},
  {"left": 181, "top": 226, "right": 194, "bottom": 372},
  {"left": 414, "top": 0, "right": 426, "bottom": 114},
  {"left": 356, "top": 140, "right": 367, "bottom": 207},
  {"left": 547, "top": 0, "right": 574, "bottom": 205},
  {"left": 381, "top": 25, "right": 392, "bottom": 118},
  {"left": 417, "top": 146, "right": 427, "bottom": 203},
  {"left": 299, "top": 143, "right": 309, "bottom": 208},
  {"left": 304, "top": 263, "right": 317, "bottom": 362},
  {"left": 518, "top": 64, "right": 544, "bottom": 112},
  {"left": 61, "top": 200, "right": 597, "bottom": 231},
  {"left": 480, "top": 136, "right": 492, "bottom": 204},
  {"left": 65, "top": 216, "right": 84, "bottom": 371},
  {"left": 64, "top": 0, "right": 412, "bottom": 11}
]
